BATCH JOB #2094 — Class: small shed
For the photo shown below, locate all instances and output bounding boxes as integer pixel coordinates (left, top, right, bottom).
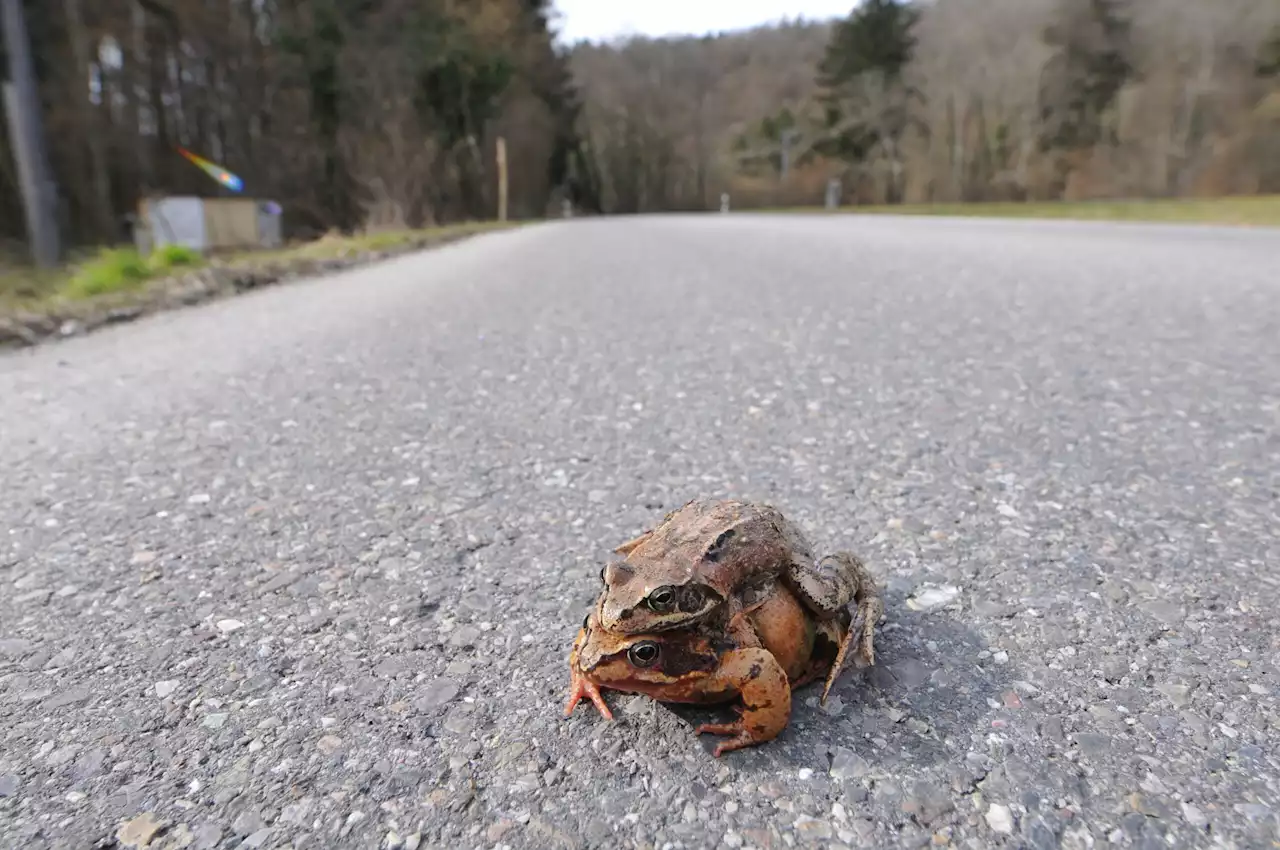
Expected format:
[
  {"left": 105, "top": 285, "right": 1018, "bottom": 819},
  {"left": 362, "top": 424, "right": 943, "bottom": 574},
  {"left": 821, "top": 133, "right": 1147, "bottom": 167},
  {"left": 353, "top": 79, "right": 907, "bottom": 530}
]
[{"left": 134, "top": 196, "right": 283, "bottom": 255}]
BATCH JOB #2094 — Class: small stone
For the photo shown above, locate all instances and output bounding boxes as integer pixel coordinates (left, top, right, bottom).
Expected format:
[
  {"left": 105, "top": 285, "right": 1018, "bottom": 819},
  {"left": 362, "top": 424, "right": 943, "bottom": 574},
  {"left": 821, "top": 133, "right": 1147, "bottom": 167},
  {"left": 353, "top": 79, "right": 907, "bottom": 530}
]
[
  {"left": 403, "top": 833, "right": 422, "bottom": 850},
  {"left": 831, "top": 747, "right": 870, "bottom": 781},
  {"left": 1181, "top": 801, "right": 1208, "bottom": 827},
  {"left": 906, "top": 584, "right": 960, "bottom": 612},
  {"left": 985, "top": 804, "right": 1014, "bottom": 834},
  {"left": 216, "top": 619, "right": 245, "bottom": 634},
  {"left": 131, "top": 551, "right": 158, "bottom": 565},
  {"left": 317, "top": 735, "right": 344, "bottom": 754},
  {"left": 992, "top": 651, "right": 1009, "bottom": 665},
  {"left": 243, "top": 829, "right": 273, "bottom": 848},
  {"left": 56, "top": 584, "right": 78, "bottom": 598},
  {"left": 162, "top": 824, "right": 194, "bottom": 848},
  {"left": 117, "top": 812, "right": 167, "bottom": 848},
  {"left": 0, "top": 639, "right": 33, "bottom": 658},
  {"left": 0, "top": 775, "right": 19, "bottom": 797},
  {"left": 413, "top": 678, "right": 461, "bottom": 710},
  {"left": 448, "top": 626, "right": 481, "bottom": 648},
  {"left": 587, "top": 490, "right": 608, "bottom": 503},
  {"left": 486, "top": 820, "right": 517, "bottom": 842},
  {"left": 46, "top": 685, "right": 91, "bottom": 708},
  {"left": 1234, "top": 803, "right": 1271, "bottom": 821},
  {"left": 187, "top": 493, "right": 211, "bottom": 504},
  {"left": 1002, "top": 690, "right": 1023, "bottom": 709},
  {"left": 191, "top": 823, "right": 222, "bottom": 849},
  {"left": 155, "top": 680, "right": 180, "bottom": 699},
  {"left": 232, "top": 809, "right": 265, "bottom": 835},
  {"left": 794, "top": 816, "right": 833, "bottom": 840},
  {"left": 996, "top": 503, "right": 1020, "bottom": 518},
  {"left": 202, "top": 713, "right": 228, "bottom": 730},
  {"left": 797, "top": 768, "right": 814, "bottom": 781}
]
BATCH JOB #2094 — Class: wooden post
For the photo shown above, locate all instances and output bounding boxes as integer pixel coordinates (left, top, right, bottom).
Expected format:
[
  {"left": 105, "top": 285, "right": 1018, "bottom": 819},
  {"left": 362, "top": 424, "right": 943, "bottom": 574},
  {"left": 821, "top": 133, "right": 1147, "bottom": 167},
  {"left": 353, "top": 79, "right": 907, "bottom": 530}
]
[{"left": 496, "top": 136, "right": 508, "bottom": 222}]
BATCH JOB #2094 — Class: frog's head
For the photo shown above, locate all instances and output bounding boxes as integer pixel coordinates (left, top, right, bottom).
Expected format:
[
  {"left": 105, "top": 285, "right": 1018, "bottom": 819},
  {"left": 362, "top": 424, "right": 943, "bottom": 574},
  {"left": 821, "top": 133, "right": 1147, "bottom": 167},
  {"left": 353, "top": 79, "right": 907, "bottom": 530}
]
[
  {"left": 596, "top": 559, "right": 724, "bottom": 633},
  {"left": 574, "top": 610, "right": 722, "bottom": 692}
]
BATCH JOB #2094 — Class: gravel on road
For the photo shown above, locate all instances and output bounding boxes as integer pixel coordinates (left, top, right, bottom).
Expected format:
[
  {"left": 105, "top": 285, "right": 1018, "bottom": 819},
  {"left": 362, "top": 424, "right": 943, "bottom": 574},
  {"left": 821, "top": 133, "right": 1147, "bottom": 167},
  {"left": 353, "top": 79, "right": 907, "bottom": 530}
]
[{"left": 1, "top": 215, "right": 1278, "bottom": 849}]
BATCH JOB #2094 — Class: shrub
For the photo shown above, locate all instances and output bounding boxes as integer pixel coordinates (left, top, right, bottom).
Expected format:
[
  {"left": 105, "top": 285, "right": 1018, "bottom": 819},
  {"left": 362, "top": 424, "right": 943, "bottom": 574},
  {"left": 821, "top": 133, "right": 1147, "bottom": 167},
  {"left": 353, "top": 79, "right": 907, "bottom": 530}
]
[
  {"left": 63, "top": 248, "right": 152, "bottom": 299},
  {"left": 149, "top": 243, "right": 202, "bottom": 272}
]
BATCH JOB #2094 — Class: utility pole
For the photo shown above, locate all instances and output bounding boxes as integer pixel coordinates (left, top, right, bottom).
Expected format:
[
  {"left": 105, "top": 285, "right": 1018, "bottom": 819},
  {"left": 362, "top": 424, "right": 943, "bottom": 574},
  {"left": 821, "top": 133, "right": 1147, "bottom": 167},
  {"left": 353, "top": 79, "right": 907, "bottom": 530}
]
[{"left": 1, "top": 0, "right": 61, "bottom": 267}]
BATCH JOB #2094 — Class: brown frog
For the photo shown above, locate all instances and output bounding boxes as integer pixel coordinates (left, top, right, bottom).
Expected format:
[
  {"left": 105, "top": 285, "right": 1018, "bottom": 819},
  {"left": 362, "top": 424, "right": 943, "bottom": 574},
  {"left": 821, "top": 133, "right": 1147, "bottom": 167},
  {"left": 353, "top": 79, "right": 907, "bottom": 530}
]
[
  {"left": 596, "top": 499, "right": 883, "bottom": 701},
  {"left": 565, "top": 581, "right": 852, "bottom": 756}
]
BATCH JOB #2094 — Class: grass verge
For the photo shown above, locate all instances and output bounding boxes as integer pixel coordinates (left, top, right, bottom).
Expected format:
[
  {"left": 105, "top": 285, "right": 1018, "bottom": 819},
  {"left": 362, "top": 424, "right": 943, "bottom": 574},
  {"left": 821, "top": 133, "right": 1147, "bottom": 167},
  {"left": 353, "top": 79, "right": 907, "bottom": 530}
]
[
  {"left": 759, "top": 195, "right": 1280, "bottom": 227},
  {"left": 0, "top": 220, "right": 517, "bottom": 314}
]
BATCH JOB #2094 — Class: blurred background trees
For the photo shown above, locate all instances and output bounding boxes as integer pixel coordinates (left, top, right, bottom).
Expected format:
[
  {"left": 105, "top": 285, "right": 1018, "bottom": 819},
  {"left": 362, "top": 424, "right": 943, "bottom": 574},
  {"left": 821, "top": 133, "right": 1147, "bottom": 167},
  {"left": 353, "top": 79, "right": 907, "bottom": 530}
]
[{"left": 3, "top": 0, "right": 1279, "bottom": 253}]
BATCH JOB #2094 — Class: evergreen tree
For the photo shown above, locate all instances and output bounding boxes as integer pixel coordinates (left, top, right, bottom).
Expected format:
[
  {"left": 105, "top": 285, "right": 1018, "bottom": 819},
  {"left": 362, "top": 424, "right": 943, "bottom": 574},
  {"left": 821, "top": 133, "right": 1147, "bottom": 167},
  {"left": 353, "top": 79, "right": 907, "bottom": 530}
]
[
  {"left": 814, "top": 0, "right": 921, "bottom": 200},
  {"left": 1037, "top": 0, "right": 1136, "bottom": 152}
]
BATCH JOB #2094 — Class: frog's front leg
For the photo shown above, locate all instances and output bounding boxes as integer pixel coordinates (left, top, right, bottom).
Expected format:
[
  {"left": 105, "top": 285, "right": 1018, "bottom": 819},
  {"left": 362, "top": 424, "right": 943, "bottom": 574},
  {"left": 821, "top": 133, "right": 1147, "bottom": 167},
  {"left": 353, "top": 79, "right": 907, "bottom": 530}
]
[
  {"left": 818, "top": 556, "right": 885, "bottom": 703},
  {"left": 564, "top": 626, "right": 613, "bottom": 720},
  {"left": 692, "top": 648, "right": 791, "bottom": 757}
]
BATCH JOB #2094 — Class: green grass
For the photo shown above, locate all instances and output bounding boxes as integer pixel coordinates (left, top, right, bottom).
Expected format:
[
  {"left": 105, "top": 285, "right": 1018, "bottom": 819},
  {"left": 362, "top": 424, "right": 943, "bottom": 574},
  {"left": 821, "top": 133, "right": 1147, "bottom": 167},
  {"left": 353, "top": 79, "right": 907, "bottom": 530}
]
[
  {"left": 61, "top": 248, "right": 155, "bottom": 299},
  {"left": 1, "top": 220, "right": 520, "bottom": 315},
  {"left": 763, "top": 195, "right": 1280, "bottom": 227}
]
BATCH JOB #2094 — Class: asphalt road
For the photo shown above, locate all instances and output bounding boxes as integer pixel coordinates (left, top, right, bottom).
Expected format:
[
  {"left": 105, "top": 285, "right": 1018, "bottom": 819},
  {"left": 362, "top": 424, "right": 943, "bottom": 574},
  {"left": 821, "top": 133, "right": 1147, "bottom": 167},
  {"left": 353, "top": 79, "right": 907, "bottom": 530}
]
[{"left": 1, "top": 214, "right": 1278, "bottom": 850}]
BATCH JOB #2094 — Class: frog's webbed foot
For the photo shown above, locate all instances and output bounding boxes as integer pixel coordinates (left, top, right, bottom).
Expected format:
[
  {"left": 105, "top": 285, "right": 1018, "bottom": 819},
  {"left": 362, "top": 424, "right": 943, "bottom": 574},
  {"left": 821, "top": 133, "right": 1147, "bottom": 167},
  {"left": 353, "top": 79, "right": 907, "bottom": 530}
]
[
  {"left": 819, "top": 583, "right": 884, "bottom": 704},
  {"left": 564, "top": 668, "right": 613, "bottom": 720},
  {"left": 690, "top": 648, "right": 791, "bottom": 756},
  {"left": 564, "top": 627, "right": 614, "bottom": 720}
]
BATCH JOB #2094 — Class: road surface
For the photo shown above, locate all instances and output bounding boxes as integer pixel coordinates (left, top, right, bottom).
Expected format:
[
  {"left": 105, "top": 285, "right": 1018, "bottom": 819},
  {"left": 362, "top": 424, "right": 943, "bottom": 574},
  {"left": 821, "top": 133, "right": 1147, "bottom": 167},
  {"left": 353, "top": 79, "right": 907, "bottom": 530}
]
[{"left": 1, "top": 215, "right": 1278, "bottom": 849}]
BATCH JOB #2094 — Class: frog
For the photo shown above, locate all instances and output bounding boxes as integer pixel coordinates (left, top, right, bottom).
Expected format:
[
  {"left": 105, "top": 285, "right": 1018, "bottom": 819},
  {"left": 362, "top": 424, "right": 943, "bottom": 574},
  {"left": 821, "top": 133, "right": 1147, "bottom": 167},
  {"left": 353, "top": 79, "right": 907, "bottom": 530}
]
[
  {"left": 565, "top": 580, "right": 854, "bottom": 756},
  {"left": 595, "top": 498, "right": 883, "bottom": 699}
]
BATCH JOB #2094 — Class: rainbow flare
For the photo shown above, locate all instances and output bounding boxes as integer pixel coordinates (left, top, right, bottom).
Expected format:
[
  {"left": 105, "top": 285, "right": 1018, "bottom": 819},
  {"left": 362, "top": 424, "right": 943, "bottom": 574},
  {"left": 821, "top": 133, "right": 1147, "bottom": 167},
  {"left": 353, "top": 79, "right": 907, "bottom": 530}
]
[{"left": 177, "top": 147, "right": 244, "bottom": 193}]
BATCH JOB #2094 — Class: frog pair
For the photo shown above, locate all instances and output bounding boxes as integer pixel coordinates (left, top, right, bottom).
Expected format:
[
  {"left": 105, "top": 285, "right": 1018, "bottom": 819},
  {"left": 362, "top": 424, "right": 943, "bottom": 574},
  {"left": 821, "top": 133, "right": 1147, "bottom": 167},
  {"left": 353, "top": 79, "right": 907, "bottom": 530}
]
[{"left": 564, "top": 498, "right": 885, "bottom": 756}]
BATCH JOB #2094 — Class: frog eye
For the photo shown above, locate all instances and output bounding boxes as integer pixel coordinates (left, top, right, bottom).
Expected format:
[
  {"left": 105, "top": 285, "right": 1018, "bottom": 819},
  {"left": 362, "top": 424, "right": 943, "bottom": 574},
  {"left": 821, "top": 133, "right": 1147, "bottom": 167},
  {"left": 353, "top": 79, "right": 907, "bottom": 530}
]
[
  {"left": 647, "top": 586, "right": 678, "bottom": 614},
  {"left": 627, "top": 641, "right": 661, "bottom": 668}
]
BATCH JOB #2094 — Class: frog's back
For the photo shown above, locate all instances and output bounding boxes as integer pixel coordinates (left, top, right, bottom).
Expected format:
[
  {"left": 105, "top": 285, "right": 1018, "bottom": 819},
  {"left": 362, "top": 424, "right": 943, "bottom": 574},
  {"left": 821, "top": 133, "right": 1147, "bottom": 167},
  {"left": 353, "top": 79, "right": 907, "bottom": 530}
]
[{"left": 627, "top": 499, "right": 810, "bottom": 594}]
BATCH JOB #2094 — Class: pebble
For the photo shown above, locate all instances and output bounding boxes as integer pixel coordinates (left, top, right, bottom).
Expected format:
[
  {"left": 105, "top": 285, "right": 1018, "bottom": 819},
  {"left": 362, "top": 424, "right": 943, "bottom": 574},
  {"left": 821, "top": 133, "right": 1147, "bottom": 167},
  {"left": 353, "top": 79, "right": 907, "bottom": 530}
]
[
  {"left": 117, "top": 813, "right": 166, "bottom": 848},
  {"left": 1181, "top": 801, "right": 1208, "bottom": 827},
  {"left": 45, "top": 685, "right": 91, "bottom": 708},
  {"left": 985, "top": 804, "right": 1014, "bottom": 834},
  {"left": 907, "top": 584, "right": 960, "bottom": 611},
  {"left": 202, "top": 713, "right": 228, "bottom": 730},
  {"left": 317, "top": 735, "right": 344, "bottom": 754},
  {"left": 414, "top": 678, "right": 461, "bottom": 710},
  {"left": 830, "top": 748, "right": 871, "bottom": 780},
  {"left": 155, "top": 680, "right": 180, "bottom": 698},
  {"left": 0, "top": 775, "right": 18, "bottom": 797},
  {"left": 216, "top": 619, "right": 245, "bottom": 634},
  {"left": 794, "top": 816, "right": 833, "bottom": 840},
  {"left": 243, "top": 829, "right": 273, "bottom": 848}
]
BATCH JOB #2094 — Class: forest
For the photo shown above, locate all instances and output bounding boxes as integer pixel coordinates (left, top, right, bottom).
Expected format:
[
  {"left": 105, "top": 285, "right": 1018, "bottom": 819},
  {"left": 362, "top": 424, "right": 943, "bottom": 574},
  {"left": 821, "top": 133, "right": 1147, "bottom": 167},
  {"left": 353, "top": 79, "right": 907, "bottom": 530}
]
[{"left": 2, "top": 0, "right": 1279, "bottom": 253}]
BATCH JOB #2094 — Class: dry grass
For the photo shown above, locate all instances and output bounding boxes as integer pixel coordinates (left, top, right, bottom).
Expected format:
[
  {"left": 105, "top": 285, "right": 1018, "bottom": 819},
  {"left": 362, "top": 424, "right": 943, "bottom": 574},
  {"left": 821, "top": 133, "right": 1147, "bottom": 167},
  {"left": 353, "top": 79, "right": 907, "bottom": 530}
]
[{"left": 763, "top": 195, "right": 1280, "bottom": 227}]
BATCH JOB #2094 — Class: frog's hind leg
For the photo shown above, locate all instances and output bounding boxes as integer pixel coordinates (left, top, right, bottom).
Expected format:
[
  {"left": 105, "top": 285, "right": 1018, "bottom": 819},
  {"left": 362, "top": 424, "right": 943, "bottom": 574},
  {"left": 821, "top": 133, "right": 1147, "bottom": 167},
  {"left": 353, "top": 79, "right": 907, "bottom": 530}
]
[{"left": 818, "top": 576, "right": 884, "bottom": 705}]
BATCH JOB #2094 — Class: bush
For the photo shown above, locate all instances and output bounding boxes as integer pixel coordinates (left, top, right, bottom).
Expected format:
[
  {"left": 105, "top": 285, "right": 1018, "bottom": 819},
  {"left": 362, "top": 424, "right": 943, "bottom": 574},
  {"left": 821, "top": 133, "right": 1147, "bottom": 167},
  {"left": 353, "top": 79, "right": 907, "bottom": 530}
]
[
  {"left": 149, "top": 243, "right": 202, "bottom": 272},
  {"left": 63, "top": 248, "right": 152, "bottom": 299}
]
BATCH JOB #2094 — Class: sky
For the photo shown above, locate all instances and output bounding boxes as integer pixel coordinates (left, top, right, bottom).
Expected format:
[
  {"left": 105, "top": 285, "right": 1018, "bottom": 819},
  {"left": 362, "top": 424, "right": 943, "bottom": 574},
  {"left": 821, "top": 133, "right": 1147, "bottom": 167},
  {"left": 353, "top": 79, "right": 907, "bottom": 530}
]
[{"left": 551, "top": 0, "right": 856, "bottom": 44}]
